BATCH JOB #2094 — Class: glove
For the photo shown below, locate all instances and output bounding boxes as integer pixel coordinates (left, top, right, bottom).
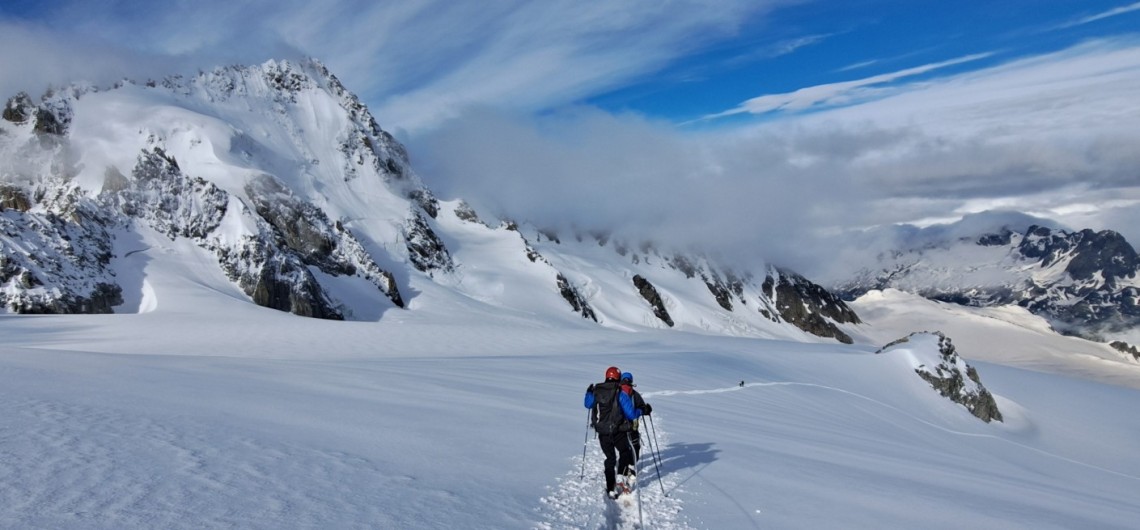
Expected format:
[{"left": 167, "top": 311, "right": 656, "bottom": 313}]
[{"left": 642, "top": 403, "right": 652, "bottom": 415}]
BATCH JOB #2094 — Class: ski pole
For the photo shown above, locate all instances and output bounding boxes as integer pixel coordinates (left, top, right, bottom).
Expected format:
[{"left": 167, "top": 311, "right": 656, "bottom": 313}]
[
  {"left": 630, "top": 432, "right": 644, "bottom": 527},
  {"left": 647, "top": 414, "right": 667, "bottom": 496},
  {"left": 579, "top": 408, "right": 591, "bottom": 479},
  {"left": 648, "top": 418, "right": 665, "bottom": 474}
]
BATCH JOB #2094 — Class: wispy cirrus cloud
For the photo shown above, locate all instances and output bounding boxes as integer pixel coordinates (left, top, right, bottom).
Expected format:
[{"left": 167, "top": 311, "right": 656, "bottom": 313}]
[
  {"left": 699, "top": 52, "right": 993, "bottom": 120},
  {"left": 0, "top": 0, "right": 794, "bottom": 134},
  {"left": 1059, "top": 1, "right": 1140, "bottom": 28}
]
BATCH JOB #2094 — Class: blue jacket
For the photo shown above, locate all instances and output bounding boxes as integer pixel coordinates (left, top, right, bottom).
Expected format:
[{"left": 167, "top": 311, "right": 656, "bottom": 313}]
[{"left": 584, "top": 383, "right": 641, "bottom": 421}]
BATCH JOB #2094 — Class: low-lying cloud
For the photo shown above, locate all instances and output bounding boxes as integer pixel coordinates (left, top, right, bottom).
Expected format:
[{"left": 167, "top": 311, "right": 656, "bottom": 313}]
[{"left": 411, "top": 38, "right": 1140, "bottom": 281}]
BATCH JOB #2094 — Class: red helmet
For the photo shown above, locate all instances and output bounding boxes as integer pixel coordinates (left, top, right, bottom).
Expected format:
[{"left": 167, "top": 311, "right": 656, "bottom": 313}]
[{"left": 605, "top": 366, "right": 621, "bottom": 381}]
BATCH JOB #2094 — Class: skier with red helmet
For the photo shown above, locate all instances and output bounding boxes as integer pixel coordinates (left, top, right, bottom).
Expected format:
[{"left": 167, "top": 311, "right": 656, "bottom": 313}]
[{"left": 584, "top": 366, "right": 650, "bottom": 498}]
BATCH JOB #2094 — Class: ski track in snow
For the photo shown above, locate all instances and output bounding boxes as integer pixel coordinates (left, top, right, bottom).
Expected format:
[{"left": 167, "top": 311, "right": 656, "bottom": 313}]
[
  {"left": 537, "top": 415, "right": 688, "bottom": 530},
  {"left": 648, "top": 382, "right": 1140, "bottom": 486},
  {"left": 540, "top": 380, "right": 1140, "bottom": 529}
]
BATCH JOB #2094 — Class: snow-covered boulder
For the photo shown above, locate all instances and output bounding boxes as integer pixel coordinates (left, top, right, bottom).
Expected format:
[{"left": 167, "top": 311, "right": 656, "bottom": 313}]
[{"left": 877, "top": 331, "right": 1003, "bottom": 423}]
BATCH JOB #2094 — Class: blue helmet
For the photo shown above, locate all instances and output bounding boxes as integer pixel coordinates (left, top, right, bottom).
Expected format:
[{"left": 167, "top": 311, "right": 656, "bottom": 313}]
[{"left": 621, "top": 372, "right": 634, "bottom": 385}]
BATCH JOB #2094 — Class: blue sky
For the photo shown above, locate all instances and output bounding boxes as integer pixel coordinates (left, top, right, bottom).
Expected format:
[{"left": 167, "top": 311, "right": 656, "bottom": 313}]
[
  {"left": 588, "top": 1, "right": 1140, "bottom": 124},
  {"left": 2, "top": 1, "right": 1139, "bottom": 276}
]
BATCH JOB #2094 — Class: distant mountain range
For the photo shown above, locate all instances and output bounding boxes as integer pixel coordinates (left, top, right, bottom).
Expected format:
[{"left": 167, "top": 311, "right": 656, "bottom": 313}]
[
  {"left": 0, "top": 59, "right": 859, "bottom": 343},
  {"left": 4, "top": 59, "right": 1137, "bottom": 356},
  {"left": 835, "top": 218, "right": 1140, "bottom": 349}
]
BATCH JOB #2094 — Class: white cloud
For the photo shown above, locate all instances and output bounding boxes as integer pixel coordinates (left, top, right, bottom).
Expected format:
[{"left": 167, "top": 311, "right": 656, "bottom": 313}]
[
  {"left": 700, "top": 52, "right": 993, "bottom": 120},
  {"left": 412, "top": 37, "right": 1140, "bottom": 279},
  {"left": 0, "top": 0, "right": 792, "bottom": 134},
  {"left": 1060, "top": 1, "right": 1140, "bottom": 28}
]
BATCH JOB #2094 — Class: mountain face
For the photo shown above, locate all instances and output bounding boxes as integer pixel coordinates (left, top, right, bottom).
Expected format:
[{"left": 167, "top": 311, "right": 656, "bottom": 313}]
[
  {"left": 837, "top": 223, "right": 1140, "bottom": 341},
  {"left": 0, "top": 59, "right": 858, "bottom": 342}
]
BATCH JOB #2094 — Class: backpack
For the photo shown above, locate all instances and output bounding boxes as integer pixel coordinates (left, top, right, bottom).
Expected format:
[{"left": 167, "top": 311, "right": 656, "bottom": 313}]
[{"left": 591, "top": 381, "right": 627, "bottom": 435}]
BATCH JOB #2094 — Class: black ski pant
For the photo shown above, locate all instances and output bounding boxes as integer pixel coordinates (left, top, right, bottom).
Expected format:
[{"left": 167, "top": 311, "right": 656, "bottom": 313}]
[{"left": 599, "top": 431, "right": 637, "bottom": 492}]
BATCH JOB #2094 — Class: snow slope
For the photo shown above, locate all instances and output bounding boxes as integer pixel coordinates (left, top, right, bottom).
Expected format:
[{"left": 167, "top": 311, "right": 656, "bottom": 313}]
[
  {"left": 4, "top": 282, "right": 1140, "bottom": 529},
  {"left": 851, "top": 288, "right": 1140, "bottom": 390}
]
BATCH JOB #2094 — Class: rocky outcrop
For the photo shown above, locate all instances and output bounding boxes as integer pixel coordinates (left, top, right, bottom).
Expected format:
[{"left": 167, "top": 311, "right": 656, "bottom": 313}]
[
  {"left": 108, "top": 148, "right": 347, "bottom": 318},
  {"left": 0, "top": 197, "right": 122, "bottom": 314},
  {"left": 766, "top": 269, "right": 859, "bottom": 344},
  {"left": 244, "top": 174, "right": 404, "bottom": 307},
  {"left": 878, "top": 332, "right": 1002, "bottom": 423},
  {"left": 633, "top": 274, "right": 673, "bottom": 327},
  {"left": 558, "top": 273, "right": 597, "bottom": 322},
  {"left": 403, "top": 211, "right": 453, "bottom": 274},
  {"left": 2, "top": 93, "right": 35, "bottom": 124},
  {"left": 1110, "top": 341, "right": 1139, "bottom": 361},
  {"left": 454, "top": 201, "right": 482, "bottom": 224},
  {"left": 0, "top": 185, "right": 31, "bottom": 212}
]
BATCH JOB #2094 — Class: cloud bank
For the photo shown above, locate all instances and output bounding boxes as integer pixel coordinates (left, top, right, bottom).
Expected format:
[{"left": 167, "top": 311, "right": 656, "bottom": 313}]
[{"left": 412, "top": 38, "right": 1140, "bottom": 280}]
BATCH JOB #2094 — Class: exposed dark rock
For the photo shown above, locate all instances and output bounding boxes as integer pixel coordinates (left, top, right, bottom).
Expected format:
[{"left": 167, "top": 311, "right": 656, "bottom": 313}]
[
  {"left": 1110, "top": 341, "right": 1140, "bottom": 361},
  {"left": 614, "top": 241, "right": 628, "bottom": 257},
  {"left": 407, "top": 189, "right": 439, "bottom": 218},
  {"left": 878, "top": 331, "right": 1003, "bottom": 423},
  {"left": 34, "top": 108, "right": 65, "bottom": 135},
  {"left": 4, "top": 281, "right": 123, "bottom": 314},
  {"left": 115, "top": 147, "right": 227, "bottom": 240},
  {"left": 3, "top": 92, "right": 34, "bottom": 123},
  {"left": 765, "top": 269, "right": 859, "bottom": 344},
  {"left": 1067, "top": 229, "right": 1139, "bottom": 284},
  {"left": 247, "top": 175, "right": 339, "bottom": 269},
  {"left": 558, "top": 273, "right": 597, "bottom": 322},
  {"left": 454, "top": 201, "right": 481, "bottom": 224},
  {"left": 0, "top": 195, "right": 122, "bottom": 314},
  {"left": 0, "top": 185, "right": 31, "bottom": 212},
  {"left": 404, "top": 211, "right": 453, "bottom": 274},
  {"left": 633, "top": 274, "right": 673, "bottom": 327},
  {"left": 978, "top": 229, "right": 1012, "bottom": 246},
  {"left": 590, "top": 230, "right": 610, "bottom": 247},
  {"left": 704, "top": 273, "right": 733, "bottom": 311},
  {"left": 538, "top": 228, "right": 560, "bottom": 244},
  {"left": 245, "top": 174, "right": 404, "bottom": 308},
  {"left": 670, "top": 254, "right": 697, "bottom": 279},
  {"left": 244, "top": 253, "right": 340, "bottom": 319}
]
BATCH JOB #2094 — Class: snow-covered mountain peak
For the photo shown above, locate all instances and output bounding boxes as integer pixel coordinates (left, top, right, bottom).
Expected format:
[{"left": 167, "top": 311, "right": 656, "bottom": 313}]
[
  {"left": 2, "top": 58, "right": 860, "bottom": 343},
  {"left": 839, "top": 220, "right": 1140, "bottom": 343}
]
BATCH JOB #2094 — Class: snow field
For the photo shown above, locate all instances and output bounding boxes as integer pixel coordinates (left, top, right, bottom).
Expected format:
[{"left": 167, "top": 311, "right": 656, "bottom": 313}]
[{"left": 4, "top": 321, "right": 1140, "bottom": 529}]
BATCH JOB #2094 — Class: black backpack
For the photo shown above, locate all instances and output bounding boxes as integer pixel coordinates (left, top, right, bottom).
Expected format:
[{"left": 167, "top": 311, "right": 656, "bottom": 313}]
[{"left": 591, "top": 381, "right": 626, "bottom": 435}]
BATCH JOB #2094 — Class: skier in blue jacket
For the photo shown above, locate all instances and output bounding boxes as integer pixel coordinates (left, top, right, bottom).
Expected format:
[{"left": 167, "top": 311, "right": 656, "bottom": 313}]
[{"left": 584, "top": 366, "right": 651, "bottom": 498}]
